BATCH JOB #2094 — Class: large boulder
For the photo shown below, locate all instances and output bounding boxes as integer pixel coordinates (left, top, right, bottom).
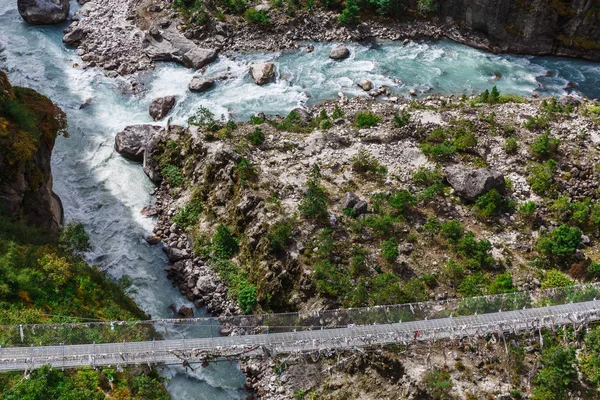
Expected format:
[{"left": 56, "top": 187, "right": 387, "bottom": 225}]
[
  {"left": 182, "top": 48, "right": 218, "bottom": 70},
  {"left": 114, "top": 125, "right": 163, "bottom": 161},
  {"left": 149, "top": 96, "right": 175, "bottom": 121},
  {"left": 62, "top": 27, "right": 85, "bottom": 45},
  {"left": 144, "top": 25, "right": 217, "bottom": 70},
  {"left": 329, "top": 44, "right": 350, "bottom": 60},
  {"left": 18, "top": 0, "right": 69, "bottom": 24},
  {"left": 249, "top": 62, "right": 275, "bottom": 85},
  {"left": 445, "top": 165, "right": 506, "bottom": 201},
  {"left": 189, "top": 77, "right": 214, "bottom": 92}
]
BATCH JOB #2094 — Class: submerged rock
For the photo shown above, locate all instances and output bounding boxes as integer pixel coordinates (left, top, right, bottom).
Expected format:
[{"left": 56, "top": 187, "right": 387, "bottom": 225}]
[
  {"left": 114, "top": 125, "right": 163, "bottom": 161},
  {"left": 445, "top": 165, "right": 506, "bottom": 201},
  {"left": 149, "top": 96, "right": 175, "bottom": 121},
  {"left": 329, "top": 44, "right": 350, "bottom": 60},
  {"left": 18, "top": 0, "right": 69, "bottom": 25},
  {"left": 249, "top": 62, "right": 275, "bottom": 85}
]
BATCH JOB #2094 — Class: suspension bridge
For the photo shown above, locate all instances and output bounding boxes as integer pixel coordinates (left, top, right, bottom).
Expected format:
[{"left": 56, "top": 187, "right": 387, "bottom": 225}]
[{"left": 1, "top": 283, "right": 600, "bottom": 372}]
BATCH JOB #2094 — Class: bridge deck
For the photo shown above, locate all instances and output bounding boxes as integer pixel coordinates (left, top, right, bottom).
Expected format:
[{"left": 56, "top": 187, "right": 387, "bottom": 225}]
[{"left": 1, "top": 300, "right": 598, "bottom": 371}]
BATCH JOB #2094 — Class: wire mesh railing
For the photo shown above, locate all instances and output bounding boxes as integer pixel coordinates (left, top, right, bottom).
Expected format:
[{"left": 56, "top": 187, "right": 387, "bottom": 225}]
[{"left": 2, "top": 282, "right": 600, "bottom": 348}]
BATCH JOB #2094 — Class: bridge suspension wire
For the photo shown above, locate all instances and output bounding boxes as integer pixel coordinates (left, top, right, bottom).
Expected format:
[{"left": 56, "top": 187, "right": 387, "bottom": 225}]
[{"left": 1, "top": 283, "right": 600, "bottom": 371}]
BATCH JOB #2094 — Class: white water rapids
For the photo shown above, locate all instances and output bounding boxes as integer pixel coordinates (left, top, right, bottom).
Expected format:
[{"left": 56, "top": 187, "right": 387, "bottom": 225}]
[{"left": 1, "top": 0, "right": 600, "bottom": 397}]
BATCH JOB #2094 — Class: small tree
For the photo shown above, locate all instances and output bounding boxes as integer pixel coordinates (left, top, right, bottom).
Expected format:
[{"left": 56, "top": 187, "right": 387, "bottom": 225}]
[
  {"left": 299, "top": 164, "right": 328, "bottom": 221},
  {"left": 59, "top": 221, "right": 92, "bottom": 255},
  {"left": 338, "top": 0, "right": 360, "bottom": 25}
]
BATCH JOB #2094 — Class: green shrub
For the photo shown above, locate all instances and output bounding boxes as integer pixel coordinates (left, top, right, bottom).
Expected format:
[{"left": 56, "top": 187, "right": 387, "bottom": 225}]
[
  {"left": 417, "top": 0, "right": 436, "bottom": 14},
  {"left": 588, "top": 263, "right": 600, "bottom": 279},
  {"left": 392, "top": 110, "right": 411, "bottom": 127},
  {"left": 249, "top": 115, "right": 265, "bottom": 125},
  {"left": 338, "top": 0, "right": 360, "bottom": 24},
  {"left": 423, "top": 369, "right": 453, "bottom": 400},
  {"left": 237, "top": 283, "right": 257, "bottom": 313},
  {"left": 440, "top": 259, "right": 465, "bottom": 285},
  {"left": 530, "top": 130, "right": 560, "bottom": 160},
  {"left": 505, "top": 136, "right": 518, "bottom": 154},
  {"left": 528, "top": 159, "right": 557, "bottom": 195},
  {"left": 268, "top": 220, "right": 293, "bottom": 254},
  {"left": 488, "top": 272, "right": 515, "bottom": 294},
  {"left": 331, "top": 105, "right": 345, "bottom": 119},
  {"left": 580, "top": 327, "right": 600, "bottom": 385},
  {"left": 160, "top": 164, "right": 184, "bottom": 187},
  {"left": 312, "top": 261, "right": 351, "bottom": 298},
  {"left": 244, "top": 8, "right": 269, "bottom": 23},
  {"left": 474, "top": 189, "right": 505, "bottom": 219},
  {"left": 421, "top": 273, "right": 438, "bottom": 288},
  {"left": 381, "top": 237, "right": 399, "bottom": 263},
  {"left": 524, "top": 114, "right": 552, "bottom": 131},
  {"left": 59, "top": 221, "right": 92, "bottom": 254},
  {"left": 351, "top": 147, "right": 387, "bottom": 177},
  {"left": 320, "top": 118, "right": 332, "bottom": 130},
  {"left": 536, "top": 224, "right": 582, "bottom": 267},
  {"left": 458, "top": 273, "right": 487, "bottom": 297},
  {"left": 420, "top": 141, "right": 457, "bottom": 159},
  {"left": 412, "top": 165, "right": 443, "bottom": 187},
  {"left": 363, "top": 214, "right": 395, "bottom": 236},
  {"left": 440, "top": 220, "right": 464, "bottom": 244},
  {"left": 354, "top": 110, "right": 382, "bottom": 128},
  {"left": 388, "top": 190, "right": 416, "bottom": 216},
  {"left": 188, "top": 106, "right": 218, "bottom": 129},
  {"left": 247, "top": 127, "right": 265, "bottom": 145},
  {"left": 172, "top": 201, "right": 203, "bottom": 228},
  {"left": 299, "top": 164, "right": 328, "bottom": 221},
  {"left": 532, "top": 345, "right": 576, "bottom": 400},
  {"left": 212, "top": 225, "right": 239, "bottom": 260},
  {"left": 541, "top": 269, "right": 575, "bottom": 289},
  {"left": 455, "top": 231, "right": 494, "bottom": 270},
  {"left": 519, "top": 201, "right": 537, "bottom": 219},
  {"left": 237, "top": 157, "right": 256, "bottom": 183}
]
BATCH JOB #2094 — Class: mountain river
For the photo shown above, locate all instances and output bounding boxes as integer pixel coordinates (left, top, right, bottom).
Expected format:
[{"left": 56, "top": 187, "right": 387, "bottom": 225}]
[{"left": 2, "top": 1, "right": 600, "bottom": 398}]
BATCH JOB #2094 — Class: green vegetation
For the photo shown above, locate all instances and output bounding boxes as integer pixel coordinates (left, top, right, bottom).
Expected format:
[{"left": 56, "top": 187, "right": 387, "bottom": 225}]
[
  {"left": 338, "top": 0, "right": 360, "bottom": 24},
  {"left": 351, "top": 147, "right": 387, "bottom": 177},
  {"left": 541, "top": 269, "right": 574, "bottom": 289},
  {"left": 536, "top": 224, "right": 582, "bottom": 268},
  {"left": 331, "top": 105, "right": 345, "bottom": 119},
  {"left": 392, "top": 110, "right": 411, "bottom": 127},
  {"left": 212, "top": 224, "right": 239, "bottom": 259},
  {"left": 299, "top": 164, "right": 328, "bottom": 221},
  {"left": 247, "top": 127, "right": 266, "bottom": 145},
  {"left": 505, "top": 136, "right": 518, "bottom": 154},
  {"left": 354, "top": 110, "right": 382, "bottom": 128},
  {"left": 530, "top": 130, "right": 560, "bottom": 160},
  {"left": 532, "top": 345, "right": 577, "bottom": 400},
  {"left": 474, "top": 86, "right": 527, "bottom": 105},
  {"left": 417, "top": 0, "right": 436, "bottom": 14},
  {"left": 244, "top": 8, "right": 270, "bottom": 23},
  {"left": 173, "top": 198, "right": 203, "bottom": 228},
  {"left": 423, "top": 369, "right": 453, "bottom": 400},
  {"left": 381, "top": 237, "right": 398, "bottom": 263},
  {"left": 420, "top": 119, "right": 477, "bottom": 160},
  {"left": 528, "top": 159, "right": 557, "bottom": 195},
  {"left": 268, "top": 219, "right": 294, "bottom": 254},
  {"left": 519, "top": 201, "right": 537, "bottom": 220},
  {"left": 474, "top": 188, "right": 508, "bottom": 219}
]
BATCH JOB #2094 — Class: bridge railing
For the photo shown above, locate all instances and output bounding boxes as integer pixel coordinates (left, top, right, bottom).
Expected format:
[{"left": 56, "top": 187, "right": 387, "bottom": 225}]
[{"left": 1, "top": 282, "right": 599, "bottom": 348}]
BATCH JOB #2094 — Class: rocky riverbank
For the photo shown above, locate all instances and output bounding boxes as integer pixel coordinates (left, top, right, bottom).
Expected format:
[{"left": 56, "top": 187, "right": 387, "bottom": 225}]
[{"left": 63, "top": 0, "right": 600, "bottom": 77}]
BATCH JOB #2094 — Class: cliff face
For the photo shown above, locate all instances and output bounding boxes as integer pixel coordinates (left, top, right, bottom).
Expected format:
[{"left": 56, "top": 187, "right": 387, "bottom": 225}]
[
  {"left": 434, "top": 0, "right": 600, "bottom": 59},
  {"left": 0, "top": 71, "right": 65, "bottom": 230}
]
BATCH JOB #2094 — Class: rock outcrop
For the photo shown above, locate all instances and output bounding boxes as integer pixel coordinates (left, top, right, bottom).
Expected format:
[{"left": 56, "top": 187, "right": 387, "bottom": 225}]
[
  {"left": 114, "top": 125, "right": 163, "bottom": 162},
  {"left": 445, "top": 165, "right": 506, "bottom": 201},
  {"left": 0, "top": 72, "right": 65, "bottom": 230},
  {"left": 18, "top": 0, "right": 69, "bottom": 25},
  {"left": 189, "top": 77, "right": 214, "bottom": 92},
  {"left": 149, "top": 96, "right": 175, "bottom": 121},
  {"left": 437, "top": 0, "right": 600, "bottom": 61},
  {"left": 249, "top": 63, "right": 275, "bottom": 85},
  {"left": 144, "top": 24, "right": 217, "bottom": 69}
]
